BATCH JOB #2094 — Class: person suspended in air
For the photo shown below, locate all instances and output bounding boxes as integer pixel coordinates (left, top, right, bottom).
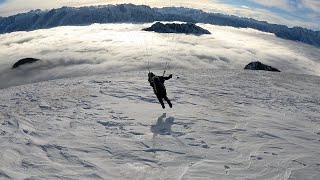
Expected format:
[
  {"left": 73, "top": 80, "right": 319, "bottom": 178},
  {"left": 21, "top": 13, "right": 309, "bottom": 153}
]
[{"left": 148, "top": 72, "right": 173, "bottom": 109}]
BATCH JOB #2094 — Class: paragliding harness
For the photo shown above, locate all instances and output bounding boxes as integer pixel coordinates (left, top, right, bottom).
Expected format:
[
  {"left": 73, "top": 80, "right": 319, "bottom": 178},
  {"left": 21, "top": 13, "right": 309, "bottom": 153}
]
[
  {"left": 148, "top": 62, "right": 173, "bottom": 109},
  {"left": 149, "top": 75, "right": 166, "bottom": 95},
  {"left": 148, "top": 62, "right": 169, "bottom": 95}
]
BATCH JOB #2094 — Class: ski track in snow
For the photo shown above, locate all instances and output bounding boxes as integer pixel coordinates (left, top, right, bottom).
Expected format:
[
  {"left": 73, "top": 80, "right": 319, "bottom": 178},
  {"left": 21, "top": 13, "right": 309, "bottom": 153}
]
[{"left": 0, "top": 70, "right": 320, "bottom": 179}]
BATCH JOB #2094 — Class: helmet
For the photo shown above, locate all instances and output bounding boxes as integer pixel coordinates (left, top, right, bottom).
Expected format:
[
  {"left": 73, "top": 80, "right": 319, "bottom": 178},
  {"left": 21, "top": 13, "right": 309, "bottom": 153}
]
[{"left": 148, "top": 72, "right": 155, "bottom": 78}]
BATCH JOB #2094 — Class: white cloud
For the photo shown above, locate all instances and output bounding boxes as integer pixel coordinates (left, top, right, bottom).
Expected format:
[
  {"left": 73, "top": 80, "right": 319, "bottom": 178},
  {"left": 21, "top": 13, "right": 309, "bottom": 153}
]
[
  {"left": 246, "top": 0, "right": 290, "bottom": 9},
  {"left": 303, "top": 0, "right": 320, "bottom": 12},
  {"left": 247, "top": 0, "right": 319, "bottom": 13},
  {"left": 0, "top": 23, "right": 319, "bottom": 89}
]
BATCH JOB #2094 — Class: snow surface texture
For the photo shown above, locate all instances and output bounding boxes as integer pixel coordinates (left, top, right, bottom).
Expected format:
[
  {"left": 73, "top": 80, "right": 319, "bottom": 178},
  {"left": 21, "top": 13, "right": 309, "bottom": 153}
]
[
  {"left": 0, "top": 23, "right": 320, "bottom": 89},
  {"left": 0, "top": 70, "right": 320, "bottom": 179},
  {"left": 0, "top": 22, "right": 320, "bottom": 179}
]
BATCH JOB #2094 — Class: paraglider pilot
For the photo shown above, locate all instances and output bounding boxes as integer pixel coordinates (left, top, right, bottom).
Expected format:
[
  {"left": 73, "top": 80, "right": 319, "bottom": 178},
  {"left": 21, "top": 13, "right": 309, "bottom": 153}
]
[{"left": 148, "top": 72, "right": 173, "bottom": 109}]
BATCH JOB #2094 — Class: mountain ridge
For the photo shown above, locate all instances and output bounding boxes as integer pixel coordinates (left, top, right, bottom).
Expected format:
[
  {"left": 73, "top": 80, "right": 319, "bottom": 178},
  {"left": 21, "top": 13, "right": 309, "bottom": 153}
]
[{"left": 0, "top": 4, "right": 319, "bottom": 47}]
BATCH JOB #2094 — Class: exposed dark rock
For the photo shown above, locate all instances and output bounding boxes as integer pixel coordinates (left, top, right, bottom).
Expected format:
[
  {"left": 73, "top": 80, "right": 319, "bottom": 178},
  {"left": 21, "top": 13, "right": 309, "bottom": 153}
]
[
  {"left": 12, "top": 58, "right": 40, "bottom": 69},
  {"left": 244, "top": 61, "right": 280, "bottom": 72},
  {"left": 142, "top": 22, "right": 211, "bottom": 35}
]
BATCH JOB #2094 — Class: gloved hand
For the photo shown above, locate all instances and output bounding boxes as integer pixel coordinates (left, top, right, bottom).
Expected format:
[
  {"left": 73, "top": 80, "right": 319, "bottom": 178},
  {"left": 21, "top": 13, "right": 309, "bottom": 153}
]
[{"left": 169, "top": 74, "right": 173, "bottom": 78}]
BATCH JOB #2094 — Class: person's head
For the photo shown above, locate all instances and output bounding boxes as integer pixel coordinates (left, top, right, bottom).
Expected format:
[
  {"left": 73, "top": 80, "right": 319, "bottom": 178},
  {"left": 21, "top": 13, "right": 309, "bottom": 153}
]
[{"left": 148, "top": 72, "right": 155, "bottom": 78}]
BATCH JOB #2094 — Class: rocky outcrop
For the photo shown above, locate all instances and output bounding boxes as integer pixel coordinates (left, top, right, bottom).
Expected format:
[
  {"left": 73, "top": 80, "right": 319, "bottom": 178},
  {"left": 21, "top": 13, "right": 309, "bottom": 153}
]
[
  {"left": 244, "top": 61, "right": 280, "bottom": 72},
  {"left": 12, "top": 58, "right": 40, "bottom": 69},
  {"left": 142, "top": 22, "right": 211, "bottom": 35}
]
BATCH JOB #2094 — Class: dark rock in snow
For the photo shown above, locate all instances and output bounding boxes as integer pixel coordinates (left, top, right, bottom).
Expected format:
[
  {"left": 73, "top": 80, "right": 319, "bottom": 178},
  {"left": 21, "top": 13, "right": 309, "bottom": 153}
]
[
  {"left": 12, "top": 58, "right": 40, "bottom": 69},
  {"left": 143, "top": 22, "right": 211, "bottom": 35},
  {"left": 244, "top": 61, "right": 280, "bottom": 72}
]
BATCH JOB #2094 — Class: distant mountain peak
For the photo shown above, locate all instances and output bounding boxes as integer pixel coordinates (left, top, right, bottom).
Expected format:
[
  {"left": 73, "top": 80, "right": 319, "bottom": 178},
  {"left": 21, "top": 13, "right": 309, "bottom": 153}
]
[
  {"left": 0, "top": 4, "right": 319, "bottom": 47},
  {"left": 143, "top": 22, "right": 211, "bottom": 35}
]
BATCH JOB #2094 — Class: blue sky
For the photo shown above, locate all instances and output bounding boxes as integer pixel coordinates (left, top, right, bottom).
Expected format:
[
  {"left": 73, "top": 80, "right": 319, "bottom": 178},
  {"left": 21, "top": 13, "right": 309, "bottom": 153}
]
[
  {"left": 0, "top": 0, "right": 319, "bottom": 30},
  {"left": 221, "top": 0, "right": 319, "bottom": 26}
]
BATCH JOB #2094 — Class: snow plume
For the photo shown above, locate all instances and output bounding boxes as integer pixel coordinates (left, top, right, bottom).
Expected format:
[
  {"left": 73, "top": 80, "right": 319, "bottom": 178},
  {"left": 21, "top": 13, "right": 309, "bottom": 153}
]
[{"left": 0, "top": 23, "right": 320, "bottom": 89}]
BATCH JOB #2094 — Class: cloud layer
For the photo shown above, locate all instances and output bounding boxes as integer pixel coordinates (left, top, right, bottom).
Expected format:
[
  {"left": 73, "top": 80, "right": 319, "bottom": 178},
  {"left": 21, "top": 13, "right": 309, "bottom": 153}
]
[{"left": 0, "top": 23, "right": 319, "bottom": 89}]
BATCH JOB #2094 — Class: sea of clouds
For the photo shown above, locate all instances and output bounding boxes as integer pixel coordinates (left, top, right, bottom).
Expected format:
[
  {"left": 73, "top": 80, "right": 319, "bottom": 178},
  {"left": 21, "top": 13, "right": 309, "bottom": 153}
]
[{"left": 0, "top": 22, "right": 319, "bottom": 89}]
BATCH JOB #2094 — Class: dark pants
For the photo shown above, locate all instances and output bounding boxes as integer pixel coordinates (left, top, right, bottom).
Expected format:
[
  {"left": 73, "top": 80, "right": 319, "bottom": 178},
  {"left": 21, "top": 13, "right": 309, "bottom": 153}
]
[{"left": 157, "top": 95, "right": 172, "bottom": 109}]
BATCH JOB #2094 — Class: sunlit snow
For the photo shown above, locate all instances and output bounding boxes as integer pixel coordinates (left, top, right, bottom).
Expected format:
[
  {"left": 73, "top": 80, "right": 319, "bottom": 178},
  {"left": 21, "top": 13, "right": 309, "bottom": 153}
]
[{"left": 0, "top": 23, "right": 320, "bottom": 180}]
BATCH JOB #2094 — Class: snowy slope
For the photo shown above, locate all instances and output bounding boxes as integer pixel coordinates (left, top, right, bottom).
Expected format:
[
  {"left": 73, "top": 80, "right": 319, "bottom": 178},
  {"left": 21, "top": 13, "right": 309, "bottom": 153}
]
[{"left": 0, "top": 70, "right": 319, "bottom": 179}]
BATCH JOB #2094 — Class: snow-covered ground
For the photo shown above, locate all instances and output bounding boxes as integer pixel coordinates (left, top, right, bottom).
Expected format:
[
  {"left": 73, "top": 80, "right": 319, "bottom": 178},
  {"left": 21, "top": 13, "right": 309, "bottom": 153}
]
[
  {"left": 0, "top": 22, "right": 320, "bottom": 179},
  {"left": 0, "top": 69, "right": 319, "bottom": 179}
]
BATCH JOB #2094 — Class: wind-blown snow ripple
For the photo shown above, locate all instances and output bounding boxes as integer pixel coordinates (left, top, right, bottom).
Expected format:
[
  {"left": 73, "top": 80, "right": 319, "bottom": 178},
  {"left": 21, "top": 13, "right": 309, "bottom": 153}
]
[{"left": 0, "top": 70, "right": 319, "bottom": 179}]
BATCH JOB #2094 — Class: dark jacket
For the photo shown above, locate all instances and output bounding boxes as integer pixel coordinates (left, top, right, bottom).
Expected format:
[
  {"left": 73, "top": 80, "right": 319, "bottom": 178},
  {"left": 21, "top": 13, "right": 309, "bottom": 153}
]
[{"left": 148, "top": 74, "right": 172, "bottom": 97}]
